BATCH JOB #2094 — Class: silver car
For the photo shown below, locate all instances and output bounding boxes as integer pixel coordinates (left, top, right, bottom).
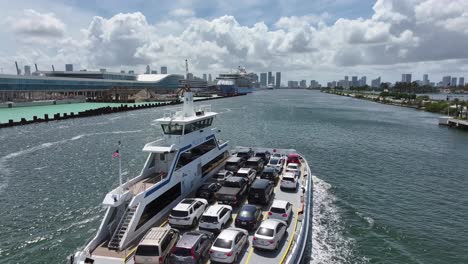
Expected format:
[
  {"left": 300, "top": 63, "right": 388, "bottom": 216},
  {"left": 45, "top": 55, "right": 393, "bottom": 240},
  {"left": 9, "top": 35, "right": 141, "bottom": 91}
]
[
  {"left": 253, "top": 219, "right": 287, "bottom": 251},
  {"left": 209, "top": 228, "right": 248, "bottom": 263}
]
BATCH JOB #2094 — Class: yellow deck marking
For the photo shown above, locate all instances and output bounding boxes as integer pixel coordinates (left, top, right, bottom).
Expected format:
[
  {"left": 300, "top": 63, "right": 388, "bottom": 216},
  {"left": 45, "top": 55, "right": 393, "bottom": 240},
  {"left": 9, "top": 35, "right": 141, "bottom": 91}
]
[
  {"left": 279, "top": 209, "right": 300, "bottom": 264},
  {"left": 123, "top": 247, "right": 137, "bottom": 263},
  {"left": 160, "top": 219, "right": 168, "bottom": 227},
  {"left": 244, "top": 245, "right": 255, "bottom": 264}
]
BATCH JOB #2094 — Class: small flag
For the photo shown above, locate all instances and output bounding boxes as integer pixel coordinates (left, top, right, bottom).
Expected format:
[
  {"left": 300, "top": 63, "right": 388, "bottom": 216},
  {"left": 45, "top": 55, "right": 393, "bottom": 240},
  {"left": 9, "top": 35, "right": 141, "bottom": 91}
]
[{"left": 112, "top": 149, "right": 120, "bottom": 158}]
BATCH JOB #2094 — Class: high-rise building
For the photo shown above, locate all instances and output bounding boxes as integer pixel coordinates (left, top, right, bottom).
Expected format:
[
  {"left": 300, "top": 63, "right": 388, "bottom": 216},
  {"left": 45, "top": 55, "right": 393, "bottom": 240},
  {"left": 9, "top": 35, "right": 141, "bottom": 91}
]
[
  {"left": 310, "top": 80, "right": 320, "bottom": 89},
  {"left": 202, "top": 74, "right": 207, "bottom": 81},
  {"left": 359, "top": 76, "right": 367, "bottom": 86},
  {"left": 451, "top": 77, "right": 457, "bottom": 87},
  {"left": 151, "top": 70, "right": 157, "bottom": 74},
  {"left": 268, "top": 72, "right": 273, "bottom": 85},
  {"left": 275, "top": 72, "right": 281, "bottom": 88},
  {"left": 100, "top": 68, "right": 106, "bottom": 73},
  {"left": 128, "top": 70, "right": 134, "bottom": 74},
  {"left": 260, "top": 73, "right": 267, "bottom": 87},
  {"left": 371, "top": 77, "right": 381, "bottom": 88},
  {"left": 65, "top": 64, "right": 73, "bottom": 72},
  {"left": 401, "top": 73, "right": 412, "bottom": 83},
  {"left": 351, "top": 76, "right": 358, "bottom": 87},
  {"left": 187, "top": 72, "right": 194, "bottom": 80},
  {"left": 442, "top": 76, "right": 451, "bottom": 86},
  {"left": 423, "top": 74, "right": 429, "bottom": 85},
  {"left": 161, "top": 66, "right": 167, "bottom": 74},
  {"left": 208, "top": 74, "right": 212, "bottom": 82},
  {"left": 300, "top": 80, "right": 307, "bottom": 88},
  {"left": 459, "top": 77, "right": 465, "bottom": 86},
  {"left": 24, "top": 65, "right": 31, "bottom": 76},
  {"left": 345, "top": 76, "right": 349, "bottom": 81},
  {"left": 145, "top": 65, "right": 150, "bottom": 74},
  {"left": 270, "top": 76, "right": 275, "bottom": 87}
]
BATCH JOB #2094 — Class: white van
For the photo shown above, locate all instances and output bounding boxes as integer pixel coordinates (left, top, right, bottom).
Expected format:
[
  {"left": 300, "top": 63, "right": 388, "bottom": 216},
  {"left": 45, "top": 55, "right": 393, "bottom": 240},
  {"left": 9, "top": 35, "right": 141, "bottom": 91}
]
[{"left": 134, "top": 227, "right": 179, "bottom": 264}]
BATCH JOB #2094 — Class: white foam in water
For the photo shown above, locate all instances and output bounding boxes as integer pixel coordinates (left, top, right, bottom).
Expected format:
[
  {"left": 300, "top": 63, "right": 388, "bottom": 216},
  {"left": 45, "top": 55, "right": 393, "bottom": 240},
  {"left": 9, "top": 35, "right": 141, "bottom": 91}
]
[
  {"left": 311, "top": 175, "right": 366, "bottom": 264},
  {"left": 0, "top": 129, "right": 142, "bottom": 194}
]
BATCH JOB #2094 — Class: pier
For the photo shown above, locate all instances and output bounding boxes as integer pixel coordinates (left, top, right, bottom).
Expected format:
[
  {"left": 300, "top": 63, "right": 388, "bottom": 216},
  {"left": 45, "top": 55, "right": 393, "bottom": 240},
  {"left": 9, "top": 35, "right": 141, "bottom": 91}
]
[{"left": 439, "top": 117, "right": 468, "bottom": 129}]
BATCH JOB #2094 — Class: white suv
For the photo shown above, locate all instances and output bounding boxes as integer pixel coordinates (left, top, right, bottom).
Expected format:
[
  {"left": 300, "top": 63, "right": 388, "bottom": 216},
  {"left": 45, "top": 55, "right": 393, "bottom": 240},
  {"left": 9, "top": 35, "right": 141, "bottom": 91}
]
[
  {"left": 280, "top": 172, "right": 298, "bottom": 190},
  {"left": 199, "top": 204, "right": 233, "bottom": 232},
  {"left": 268, "top": 200, "right": 293, "bottom": 224},
  {"left": 169, "top": 198, "right": 208, "bottom": 228}
]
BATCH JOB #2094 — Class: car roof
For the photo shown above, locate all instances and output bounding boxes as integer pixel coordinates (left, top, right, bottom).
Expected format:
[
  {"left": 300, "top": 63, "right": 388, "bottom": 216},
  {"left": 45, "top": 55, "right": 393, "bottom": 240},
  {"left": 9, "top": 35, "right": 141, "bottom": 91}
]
[
  {"left": 240, "top": 204, "right": 258, "bottom": 212},
  {"left": 218, "top": 228, "right": 241, "bottom": 240},
  {"left": 237, "top": 168, "right": 252, "bottom": 173},
  {"left": 176, "top": 232, "right": 203, "bottom": 248},
  {"left": 283, "top": 172, "right": 295, "bottom": 178},
  {"left": 263, "top": 167, "right": 275, "bottom": 172},
  {"left": 251, "top": 178, "right": 270, "bottom": 188},
  {"left": 260, "top": 219, "right": 283, "bottom": 229},
  {"left": 226, "top": 176, "right": 244, "bottom": 182},
  {"left": 227, "top": 156, "right": 242, "bottom": 162},
  {"left": 255, "top": 150, "right": 269, "bottom": 154},
  {"left": 247, "top": 157, "right": 262, "bottom": 161},
  {"left": 140, "top": 227, "right": 171, "bottom": 245},
  {"left": 287, "top": 163, "right": 299, "bottom": 167},
  {"left": 288, "top": 153, "right": 299, "bottom": 158},
  {"left": 272, "top": 199, "right": 289, "bottom": 208},
  {"left": 217, "top": 169, "right": 228, "bottom": 174},
  {"left": 173, "top": 198, "right": 200, "bottom": 211},
  {"left": 203, "top": 204, "right": 230, "bottom": 216}
]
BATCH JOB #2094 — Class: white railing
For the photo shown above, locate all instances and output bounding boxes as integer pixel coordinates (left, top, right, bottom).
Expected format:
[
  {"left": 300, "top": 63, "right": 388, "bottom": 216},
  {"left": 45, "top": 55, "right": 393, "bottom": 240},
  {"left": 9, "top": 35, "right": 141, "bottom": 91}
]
[{"left": 196, "top": 104, "right": 211, "bottom": 113}]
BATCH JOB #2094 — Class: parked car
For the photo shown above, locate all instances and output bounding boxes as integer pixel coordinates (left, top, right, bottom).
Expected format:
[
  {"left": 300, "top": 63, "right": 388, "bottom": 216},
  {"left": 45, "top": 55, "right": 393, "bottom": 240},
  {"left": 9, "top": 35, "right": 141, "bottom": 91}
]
[
  {"left": 168, "top": 231, "right": 214, "bottom": 264},
  {"left": 196, "top": 182, "right": 222, "bottom": 204},
  {"left": 216, "top": 177, "right": 249, "bottom": 207},
  {"left": 267, "top": 157, "right": 284, "bottom": 173},
  {"left": 286, "top": 153, "right": 300, "bottom": 165},
  {"left": 254, "top": 150, "right": 271, "bottom": 163},
  {"left": 199, "top": 204, "right": 232, "bottom": 232},
  {"left": 271, "top": 153, "right": 285, "bottom": 160},
  {"left": 235, "top": 168, "right": 257, "bottom": 185},
  {"left": 248, "top": 179, "right": 274, "bottom": 205},
  {"left": 267, "top": 200, "right": 293, "bottom": 224},
  {"left": 285, "top": 163, "right": 300, "bottom": 178},
  {"left": 209, "top": 228, "right": 248, "bottom": 263},
  {"left": 235, "top": 148, "right": 254, "bottom": 161},
  {"left": 234, "top": 204, "right": 263, "bottom": 231},
  {"left": 244, "top": 157, "right": 265, "bottom": 174},
  {"left": 168, "top": 198, "right": 208, "bottom": 228},
  {"left": 213, "top": 170, "right": 234, "bottom": 184},
  {"left": 260, "top": 167, "right": 280, "bottom": 183},
  {"left": 253, "top": 219, "right": 287, "bottom": 251},
  {"left": 280, "top": 172, "right": 298, "bottom": 190},
  {"left": 224, "top": 157, "right": 245, "bottom": 172},
  {"left": 134, "top": 227, "right": 179, "bottom": 264}
]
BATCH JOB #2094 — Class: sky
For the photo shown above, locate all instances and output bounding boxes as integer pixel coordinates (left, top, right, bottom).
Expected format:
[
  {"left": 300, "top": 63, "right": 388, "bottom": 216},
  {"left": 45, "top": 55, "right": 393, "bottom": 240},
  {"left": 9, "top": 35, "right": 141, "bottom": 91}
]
[{"left": 0, "top": 0, "right": 467, "bottom": 84}]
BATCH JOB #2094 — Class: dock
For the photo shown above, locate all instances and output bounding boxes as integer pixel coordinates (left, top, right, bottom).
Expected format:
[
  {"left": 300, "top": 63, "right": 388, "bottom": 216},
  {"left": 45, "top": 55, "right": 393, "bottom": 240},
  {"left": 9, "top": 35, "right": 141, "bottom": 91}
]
[{"left": 439, "top": 117, "right": 468, "bottom": 129}]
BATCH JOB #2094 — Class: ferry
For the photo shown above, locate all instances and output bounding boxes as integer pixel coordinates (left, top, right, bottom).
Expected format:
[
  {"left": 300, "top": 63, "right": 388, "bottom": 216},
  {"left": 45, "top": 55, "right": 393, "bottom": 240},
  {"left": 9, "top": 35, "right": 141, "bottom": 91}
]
[
  {"left": 72, "top": 85, "right": 312, "bottom": 264},
  {"left": 216, "top": 67, "right": 255, "bottom": 96}
]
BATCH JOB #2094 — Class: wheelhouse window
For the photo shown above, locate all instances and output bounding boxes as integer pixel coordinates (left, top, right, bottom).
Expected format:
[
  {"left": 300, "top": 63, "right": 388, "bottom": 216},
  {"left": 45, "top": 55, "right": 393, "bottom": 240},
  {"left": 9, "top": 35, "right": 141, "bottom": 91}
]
[
  {"left": 183, "top": 118, "right": 214, "bottom": 134},
  {"left": 161, "top": 124, "right": 183, "bottom": 135},
  {"left": 175, "top": 139, "right": 218, "bottom": 170}
]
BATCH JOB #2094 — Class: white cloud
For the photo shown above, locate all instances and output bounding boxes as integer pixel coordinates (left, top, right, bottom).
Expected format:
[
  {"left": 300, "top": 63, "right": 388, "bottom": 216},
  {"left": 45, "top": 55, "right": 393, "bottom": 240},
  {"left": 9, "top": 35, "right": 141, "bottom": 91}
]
[
  {"left": 2, "top": 0, "right": 468, "bottom": 83},
  {"left": 170, "top": 8, "right": 194, "bottom": 17},
  {"left": 5, "top": 9, "right": 66, "bottom": 43}
]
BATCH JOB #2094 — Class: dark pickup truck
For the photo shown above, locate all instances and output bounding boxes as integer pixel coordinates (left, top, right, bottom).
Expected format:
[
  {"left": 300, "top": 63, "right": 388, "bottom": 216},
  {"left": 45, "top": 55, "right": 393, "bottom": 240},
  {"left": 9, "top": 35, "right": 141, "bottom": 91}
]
[{"left": 215, "top": 177, "right": 248, "bottom": 207}]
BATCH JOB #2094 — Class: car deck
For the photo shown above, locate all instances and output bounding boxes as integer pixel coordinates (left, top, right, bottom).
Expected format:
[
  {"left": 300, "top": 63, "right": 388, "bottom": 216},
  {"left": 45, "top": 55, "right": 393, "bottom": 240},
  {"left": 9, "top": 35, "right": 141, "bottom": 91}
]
[{"left": 93, "top": 148, "right": 310, "bottom": 264}]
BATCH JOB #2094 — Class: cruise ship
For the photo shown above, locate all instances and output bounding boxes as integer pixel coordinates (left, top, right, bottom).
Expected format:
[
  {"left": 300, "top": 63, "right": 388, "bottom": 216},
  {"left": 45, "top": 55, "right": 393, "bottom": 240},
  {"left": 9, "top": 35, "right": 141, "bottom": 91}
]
[
  {"left": 216, "top": 67, "right": 255, "bottom": 96},
  {"left": 72, "top": 86, "right": 312, "bottom": 264}
]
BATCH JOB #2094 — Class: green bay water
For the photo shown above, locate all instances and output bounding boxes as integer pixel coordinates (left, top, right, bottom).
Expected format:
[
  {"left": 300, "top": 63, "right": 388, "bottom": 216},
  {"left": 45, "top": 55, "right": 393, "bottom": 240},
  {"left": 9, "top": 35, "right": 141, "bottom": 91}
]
[
  {"left": 0, "top": 102, "right": 164, "bottom": 123},
  {"left": 0, "top": 90, "right": 467, "bottom": 263}
]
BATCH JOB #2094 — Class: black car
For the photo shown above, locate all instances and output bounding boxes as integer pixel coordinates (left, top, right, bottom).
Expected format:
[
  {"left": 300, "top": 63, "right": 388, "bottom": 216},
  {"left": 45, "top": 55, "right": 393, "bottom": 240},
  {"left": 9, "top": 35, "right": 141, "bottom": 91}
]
[
  {"left": 169, "top": 230, "right": 214, "bottom": 264},
  {"left": 236, "top": 148, "right": 254, "bottom": 161},
  {"left": 235, "top": 204, "right": 263, "bottom": 231},
  {"left": 196, "top": 183, "right": 222, "bottom": 203},
  {"left": 248, "top": 179, "right": 274, "bottom": 205},
  {"left": 260, "top": 167, "right": 280, "bottom": 183},
  {"left": 254, "top": 150, "right": 271, "bottom": 163}
]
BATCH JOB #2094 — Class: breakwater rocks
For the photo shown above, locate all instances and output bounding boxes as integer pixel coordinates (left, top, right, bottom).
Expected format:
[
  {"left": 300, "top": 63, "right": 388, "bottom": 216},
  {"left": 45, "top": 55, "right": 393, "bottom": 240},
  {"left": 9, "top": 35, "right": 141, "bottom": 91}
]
[{"left": 0, "top": 94, "right": 244, "bottom": 129}]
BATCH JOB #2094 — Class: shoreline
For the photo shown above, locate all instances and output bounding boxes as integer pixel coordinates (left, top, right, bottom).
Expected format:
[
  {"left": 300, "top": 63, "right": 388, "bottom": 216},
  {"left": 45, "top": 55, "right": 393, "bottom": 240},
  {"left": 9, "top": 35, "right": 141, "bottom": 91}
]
[{"left": 0, "top": 94, "right": 246, "bottom": 129}]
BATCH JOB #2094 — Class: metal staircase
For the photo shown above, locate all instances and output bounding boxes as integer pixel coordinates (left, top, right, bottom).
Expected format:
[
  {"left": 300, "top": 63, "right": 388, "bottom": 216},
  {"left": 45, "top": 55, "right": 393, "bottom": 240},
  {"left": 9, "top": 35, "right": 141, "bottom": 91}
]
[{"left": 108, "top": 206, "right": 137, "bottom": 250}]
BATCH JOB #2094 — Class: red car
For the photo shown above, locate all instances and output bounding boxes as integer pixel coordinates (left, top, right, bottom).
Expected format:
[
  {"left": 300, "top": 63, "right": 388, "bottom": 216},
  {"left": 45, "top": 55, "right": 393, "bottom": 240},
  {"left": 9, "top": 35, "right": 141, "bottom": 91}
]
[{"left": 287, "top": 153, "right": 300, "bottom": 164}]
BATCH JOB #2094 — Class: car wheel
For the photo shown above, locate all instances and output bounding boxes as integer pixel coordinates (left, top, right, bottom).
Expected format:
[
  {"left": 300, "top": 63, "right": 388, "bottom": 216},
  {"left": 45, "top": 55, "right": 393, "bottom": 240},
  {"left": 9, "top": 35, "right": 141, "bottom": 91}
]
[
  {"left": 192, "top": 217, "right": 198, "bottom": 228},
  {"left": 275, "top": 242, "right": 279, "bottom": 251},
  {"left": 233, "top": 253, "right": 239, "bottom": 263}
]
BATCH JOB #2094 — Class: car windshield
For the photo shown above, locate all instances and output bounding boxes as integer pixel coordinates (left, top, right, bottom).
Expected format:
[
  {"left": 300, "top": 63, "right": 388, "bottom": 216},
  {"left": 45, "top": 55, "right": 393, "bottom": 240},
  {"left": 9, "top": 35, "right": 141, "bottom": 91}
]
[
  {"left": 269, "top": 159, "right": 279, "bottom": 165},
  {"left": 171, "top": 210, "right": 188, "bottom": 217},
  {"left": 201, "top": 215, "right": 219, "bottom": 223},
  {"left": 239, "top": 209, "right": 254, "bottom": 217},
  {"left": 288, "top": 164, "right": 298, "bottom": 169},
  {"left": 136, "top": 245, "right": 159, "bottom": 256},
  {"left": 245, "top": 161, "right": 257, "bottom": 167},
  {"left": 172, "top": 247, "right": 192, "bottom": 256},
  {"left": 226, "top": 161, "right": 238, "bottom": 167},
  {"left": 214, "top": 238, "right": 232, "bottom": 249},
  {"left": 283, "top": 177, "right": 295, "bottom": 182},
  {"left": 224, "top": 180, "right": 240, "bottom": 187},
  {"left": 236, "top": 172, "right": 248, "bottom": 177},
  {"left": 270, "top": 207, "right": 286, "bottom": 213},
  {"left": 257, "top": 227, "right": 274, "bottom": 237},
  {"left": 215, "top": 172, "right": 226, "bottom": 179}
]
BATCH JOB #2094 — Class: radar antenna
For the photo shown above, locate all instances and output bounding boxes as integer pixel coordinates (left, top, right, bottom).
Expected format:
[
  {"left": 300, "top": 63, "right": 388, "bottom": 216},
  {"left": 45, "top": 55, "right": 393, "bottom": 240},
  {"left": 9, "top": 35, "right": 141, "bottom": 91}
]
[{"left": 177, "top": 59, "right": 191, "bottom": 97}]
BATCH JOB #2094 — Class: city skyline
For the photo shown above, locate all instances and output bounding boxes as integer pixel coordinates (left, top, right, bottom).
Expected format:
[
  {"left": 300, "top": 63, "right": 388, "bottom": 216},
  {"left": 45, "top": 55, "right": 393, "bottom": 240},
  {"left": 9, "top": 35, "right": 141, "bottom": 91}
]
[{"left": 0, "top": 0, "right": 468, "bottom": 83}]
